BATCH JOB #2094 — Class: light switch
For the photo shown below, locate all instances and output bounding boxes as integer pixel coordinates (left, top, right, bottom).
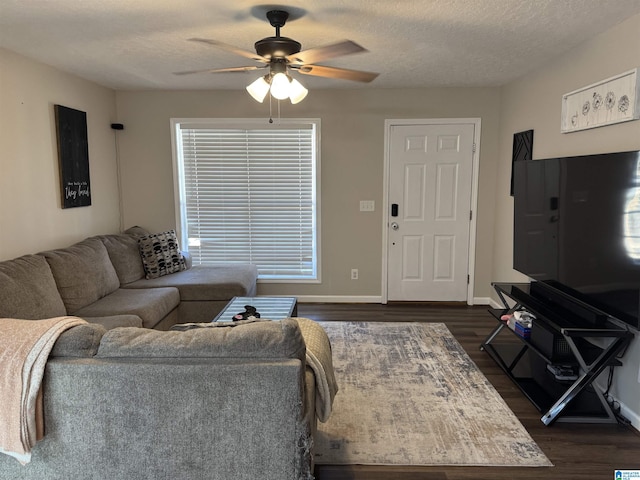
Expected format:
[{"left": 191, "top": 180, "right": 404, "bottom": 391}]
[{"left": 360, "top": 200, "right": 375, "bottom": 212}]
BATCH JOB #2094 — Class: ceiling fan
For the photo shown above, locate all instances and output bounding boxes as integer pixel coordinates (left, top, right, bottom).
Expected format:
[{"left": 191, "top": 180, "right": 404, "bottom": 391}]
[{"left": 175, "top": 9, "right": 379, "bottom": 104}]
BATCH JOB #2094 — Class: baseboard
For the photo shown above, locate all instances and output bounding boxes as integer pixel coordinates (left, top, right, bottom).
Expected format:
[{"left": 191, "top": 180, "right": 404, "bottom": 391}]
[
  {"left": 295, "top": 295, "right": 383, "bottom": 304},
  {"left": 607, "top": 395, "right": 640, "bottom": 432},
  {"left": 265, "top": 295, "right": 492, "bottom": 305},
  {"left": 473, "top": 296, "right": 491, "bottom": 306},
  {"left": 488, "top": 298, "right": 502, "bottom": 309}
]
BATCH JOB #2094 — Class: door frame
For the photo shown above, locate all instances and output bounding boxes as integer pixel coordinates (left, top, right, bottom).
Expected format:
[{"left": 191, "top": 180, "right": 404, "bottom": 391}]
[{"left": 381, "top": 118, "right": 482, "bottom": 305}]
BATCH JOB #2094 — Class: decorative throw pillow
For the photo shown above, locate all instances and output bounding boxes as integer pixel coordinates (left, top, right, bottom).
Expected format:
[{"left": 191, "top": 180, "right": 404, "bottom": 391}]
[{"left": 137, "top": 230, "right": 187, "bottom": 279}]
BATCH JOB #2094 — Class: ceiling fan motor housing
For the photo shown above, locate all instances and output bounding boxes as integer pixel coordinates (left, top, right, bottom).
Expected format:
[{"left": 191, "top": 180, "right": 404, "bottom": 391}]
[
  {"left": 255, "top": 10, "right": 301, "bottom": 59},
  {"left": 255, "top": 37, "right": 301, "bottom": 59}
]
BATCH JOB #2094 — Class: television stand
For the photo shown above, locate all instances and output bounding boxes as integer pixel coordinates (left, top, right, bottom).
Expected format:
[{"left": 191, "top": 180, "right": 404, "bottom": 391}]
[{"left": 481, "top": 282, "right": 634, "bottom": 425}]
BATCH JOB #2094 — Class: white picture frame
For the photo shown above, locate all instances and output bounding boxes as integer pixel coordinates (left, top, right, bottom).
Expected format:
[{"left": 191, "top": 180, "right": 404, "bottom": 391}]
[{"left": 561, "top": 68, "right": 640, "bottom": 133}]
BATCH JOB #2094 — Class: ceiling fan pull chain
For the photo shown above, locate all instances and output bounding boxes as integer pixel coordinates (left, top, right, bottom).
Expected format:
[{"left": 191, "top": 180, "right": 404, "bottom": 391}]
[{"left": 268, "top": 93, "right": 273, "bottom": 123}]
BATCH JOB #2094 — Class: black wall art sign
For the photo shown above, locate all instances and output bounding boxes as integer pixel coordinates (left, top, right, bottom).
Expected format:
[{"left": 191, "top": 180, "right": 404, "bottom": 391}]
[
  {"left": 55, "top": 105, "right": 91, "bottom": 208},
  {"left": 510, "top": 129, "right": 534, "bottom": 196}
]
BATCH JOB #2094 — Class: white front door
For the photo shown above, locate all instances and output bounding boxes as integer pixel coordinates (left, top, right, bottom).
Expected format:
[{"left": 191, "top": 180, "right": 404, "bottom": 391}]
[{"left": 386, "top": 122, "right": 476, "bottom": 302}]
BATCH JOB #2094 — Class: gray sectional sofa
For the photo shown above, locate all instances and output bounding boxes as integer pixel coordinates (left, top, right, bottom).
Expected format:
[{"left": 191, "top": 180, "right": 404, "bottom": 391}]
[
  {"left": 0, "top": 230, "right": 332, "bottom": 479},
  {"left": 0, "top": 229, "right": 258, "bottom": 329},
  {"left": 0, "top": 318, "right": 319, "bottom": 480}
]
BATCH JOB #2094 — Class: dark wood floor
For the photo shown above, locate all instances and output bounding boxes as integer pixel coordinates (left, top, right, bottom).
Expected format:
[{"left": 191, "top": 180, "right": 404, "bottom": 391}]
[{"left": 295, "top": 302, "right": 640, "bottom": 480}]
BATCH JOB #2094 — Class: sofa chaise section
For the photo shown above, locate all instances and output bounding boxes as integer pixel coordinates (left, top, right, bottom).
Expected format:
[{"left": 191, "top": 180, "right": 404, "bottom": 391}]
[
  {"left": 100, "top": 232, "right": 258, "bottom": 324},
  {"left": 123, "top": 264, "right": 258, "bottom": 323}
]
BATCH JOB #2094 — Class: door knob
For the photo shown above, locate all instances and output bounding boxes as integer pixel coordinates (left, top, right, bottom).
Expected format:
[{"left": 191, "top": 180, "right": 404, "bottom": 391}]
[{"left": 391, "top": 222, "right": 399, "bottom": 230}]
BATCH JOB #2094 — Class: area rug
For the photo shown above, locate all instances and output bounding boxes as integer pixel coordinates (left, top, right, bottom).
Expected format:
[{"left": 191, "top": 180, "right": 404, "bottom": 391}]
[{"left": 313, "top": 322, "right": 552, "bottom": 467}]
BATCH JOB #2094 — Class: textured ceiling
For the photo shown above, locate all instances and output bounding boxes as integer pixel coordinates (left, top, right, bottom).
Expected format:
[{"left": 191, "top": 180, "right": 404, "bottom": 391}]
[{"left": 1, "top": 0, "right": 639, "bottom": 91}]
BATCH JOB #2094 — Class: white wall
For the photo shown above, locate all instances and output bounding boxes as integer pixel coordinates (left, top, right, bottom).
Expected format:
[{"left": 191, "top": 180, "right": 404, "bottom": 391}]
[
  {"left": 0, "top": 48, "right": 120, "bottom": 260},
  {"left": 494, "top": 14, "right": 640, "bottom": 428},
  {"left": 115, "top": 87, "right": 502, "bottom": 300}
]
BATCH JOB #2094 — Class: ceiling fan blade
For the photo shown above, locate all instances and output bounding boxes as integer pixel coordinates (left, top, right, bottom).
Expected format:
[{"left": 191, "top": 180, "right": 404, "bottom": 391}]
[
  {"left": 294, "top": 64, "right": 379, "bottom": 83},
  {"left": 287, "top": 40, "right": 367, "bottom": 65},
  {"left": 174, "top": 65, "right": 266, "bottom": 75},
  {"left": 188, "top": 38, "right": 268, "bottom": 63}
]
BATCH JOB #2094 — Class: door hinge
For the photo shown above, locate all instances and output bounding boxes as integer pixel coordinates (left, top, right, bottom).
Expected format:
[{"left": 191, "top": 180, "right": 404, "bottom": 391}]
[
  {"left": 469, "top": 210, "right": 473, "bottom": 221},
  {"left": 472, "top": 142, "right": 476, "bottom": 153},
  {"left": 467, "top": 274, "right": 470, "bottom": 284}
]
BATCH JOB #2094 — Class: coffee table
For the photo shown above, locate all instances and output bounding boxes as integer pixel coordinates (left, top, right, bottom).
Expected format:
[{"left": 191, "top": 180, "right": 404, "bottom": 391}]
[{"left": 213, "top": 296, "right": 298, "bottom": 322}]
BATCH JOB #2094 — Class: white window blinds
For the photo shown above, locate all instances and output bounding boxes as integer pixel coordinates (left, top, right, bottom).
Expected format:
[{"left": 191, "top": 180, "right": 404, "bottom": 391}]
[{"left": 173, "top": 120, "right": 319, "bottom": 281}]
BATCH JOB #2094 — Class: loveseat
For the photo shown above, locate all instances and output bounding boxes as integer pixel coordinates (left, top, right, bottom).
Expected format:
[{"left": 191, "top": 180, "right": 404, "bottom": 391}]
[
  {"left": 0, "top": 228, "right": 258, "bottom": 329},
  {"left": 0, "top": 317, "right": 332, "bottom": 480}
]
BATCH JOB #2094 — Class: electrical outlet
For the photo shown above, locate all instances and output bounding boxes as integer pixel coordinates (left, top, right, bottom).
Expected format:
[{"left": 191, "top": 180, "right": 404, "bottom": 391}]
[{"left": 351, "top": 268, "right": 359, "bottom": 280}]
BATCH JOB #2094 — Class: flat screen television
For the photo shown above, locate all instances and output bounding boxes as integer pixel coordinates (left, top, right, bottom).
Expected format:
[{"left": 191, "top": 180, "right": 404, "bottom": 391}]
[{"left": 513, "top": 150, "right": 640, "bottom": 330}]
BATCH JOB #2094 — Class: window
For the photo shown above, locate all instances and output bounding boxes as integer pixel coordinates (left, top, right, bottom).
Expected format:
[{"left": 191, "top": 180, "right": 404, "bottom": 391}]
[{"left": 172, "top": 119, "right": 320, "bottom": 282}]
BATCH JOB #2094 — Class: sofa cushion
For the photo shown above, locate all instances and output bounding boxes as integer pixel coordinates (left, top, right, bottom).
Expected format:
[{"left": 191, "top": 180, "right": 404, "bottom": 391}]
[
  {"left": 138, "top": 230, "right": 187, "bottom": 279},
  {"left": 99, "top": 234, "right": 146, "bottom": 284},
  {"left": 73, "top": 287, "right": 180, "bottom": 329},
  {"left": 50, "top": 323, "right": 106, "bottom": 357},
  {"left": 0, "top": 255, "right": 67, "bottom": 319},
  {"left": 123, "top": 264, "right": 258, "bottom": 301},
  {"left": 97, "top": 317, "right": 305, "bottom": 360},
  {"left": 42, "top": 238, "right": 120, "bottom": 314}
]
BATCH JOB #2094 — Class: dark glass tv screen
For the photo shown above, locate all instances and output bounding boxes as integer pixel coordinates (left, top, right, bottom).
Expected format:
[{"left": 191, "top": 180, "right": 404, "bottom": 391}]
[{"left": 513, "top": 150, "right": 640, "bottom": 330}]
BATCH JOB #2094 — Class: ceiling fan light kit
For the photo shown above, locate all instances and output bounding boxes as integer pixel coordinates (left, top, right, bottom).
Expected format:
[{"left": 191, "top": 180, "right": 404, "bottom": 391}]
[
  {"left": 287, "top": 78, "right": 308, "bottom": 104},
  {"left": 177, "top": 8, "right": 378, "bottom": 107},
  {"left": 245, "top": 73, "right": 309, "bottom": 104},
  {"left": 269, "top": 72, "right": 291, "bottom": 100},
  {"left": 246, "top": 76, "right": 271, "bottom": 102}
]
